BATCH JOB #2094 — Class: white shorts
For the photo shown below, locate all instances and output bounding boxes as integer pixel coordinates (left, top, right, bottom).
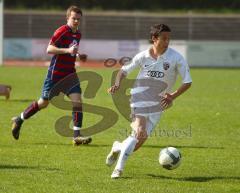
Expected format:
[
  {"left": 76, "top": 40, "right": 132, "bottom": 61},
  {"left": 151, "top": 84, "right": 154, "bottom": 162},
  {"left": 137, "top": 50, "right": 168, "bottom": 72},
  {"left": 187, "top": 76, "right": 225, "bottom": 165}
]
[{"left": 131, "top": 112, "right": 163, "bottom": 136}]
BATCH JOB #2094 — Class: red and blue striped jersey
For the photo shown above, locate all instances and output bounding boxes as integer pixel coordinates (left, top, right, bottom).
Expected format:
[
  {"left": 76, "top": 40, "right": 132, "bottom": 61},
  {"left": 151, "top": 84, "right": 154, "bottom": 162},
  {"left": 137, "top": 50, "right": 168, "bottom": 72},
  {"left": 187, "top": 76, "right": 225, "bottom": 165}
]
[{"left": 47, "top": 25, "right": 81, "bottom": 82}]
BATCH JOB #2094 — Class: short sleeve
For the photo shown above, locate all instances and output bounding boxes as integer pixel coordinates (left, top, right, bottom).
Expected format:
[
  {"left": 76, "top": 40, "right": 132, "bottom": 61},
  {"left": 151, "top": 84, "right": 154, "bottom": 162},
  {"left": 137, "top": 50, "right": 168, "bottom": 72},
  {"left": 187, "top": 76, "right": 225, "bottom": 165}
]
[
  {"left": 177, "top": 55, "right": 192, "bottom": 84},
  {"left": 49, "top": 27, "right": 67, "bottom": 46},
  {"left": 121, "top": 54, "right": 141, "bottom": 75}
]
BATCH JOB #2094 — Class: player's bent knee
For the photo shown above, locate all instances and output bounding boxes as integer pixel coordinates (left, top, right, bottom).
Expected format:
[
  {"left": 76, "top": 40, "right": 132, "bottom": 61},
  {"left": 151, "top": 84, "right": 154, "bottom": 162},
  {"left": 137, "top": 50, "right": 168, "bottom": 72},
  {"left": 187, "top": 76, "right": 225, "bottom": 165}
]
[
  {"left": 134, "top": 134, "right": 148, "bottom": 151},
  {"left": 38, "top": 99, "right": 49, "bottom": 109},
  {"left": 137, "top": 128, "right": 148, "bottom": 141},
  {"left": 131, "top": 126, "right": 148, "bottom": 140}
]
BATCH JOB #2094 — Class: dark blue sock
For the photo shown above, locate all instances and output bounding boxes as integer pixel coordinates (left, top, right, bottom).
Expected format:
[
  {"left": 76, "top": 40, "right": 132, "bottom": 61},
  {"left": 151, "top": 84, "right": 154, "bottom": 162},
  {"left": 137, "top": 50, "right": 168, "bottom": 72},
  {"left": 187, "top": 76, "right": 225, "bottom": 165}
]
[{"left": 72, "top": 109, "right": 83, "bottom": 138}]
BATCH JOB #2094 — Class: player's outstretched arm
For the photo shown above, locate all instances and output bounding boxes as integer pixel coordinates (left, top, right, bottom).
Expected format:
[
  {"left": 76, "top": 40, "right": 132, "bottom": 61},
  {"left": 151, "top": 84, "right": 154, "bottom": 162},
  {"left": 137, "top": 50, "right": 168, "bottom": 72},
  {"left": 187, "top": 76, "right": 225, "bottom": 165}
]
[
  {"left": 47, "top": 44, "right": 78, "bottom": 55},
  {"left": 171, "top": 82, "right": 192, "bottom": 100},
  {"left": 107, "top": 70, "right": 126, "bottom": 94},
  {"left": 161, "top": 82, "right": 192, "bottom": 109}
]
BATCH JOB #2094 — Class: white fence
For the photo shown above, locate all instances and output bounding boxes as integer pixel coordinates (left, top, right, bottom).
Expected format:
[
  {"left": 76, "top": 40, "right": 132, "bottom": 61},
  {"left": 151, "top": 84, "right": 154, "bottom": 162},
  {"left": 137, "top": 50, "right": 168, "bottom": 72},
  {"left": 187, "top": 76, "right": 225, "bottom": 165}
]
[{"left": 3, "top": 39, "right": 240, "bottom": 67}]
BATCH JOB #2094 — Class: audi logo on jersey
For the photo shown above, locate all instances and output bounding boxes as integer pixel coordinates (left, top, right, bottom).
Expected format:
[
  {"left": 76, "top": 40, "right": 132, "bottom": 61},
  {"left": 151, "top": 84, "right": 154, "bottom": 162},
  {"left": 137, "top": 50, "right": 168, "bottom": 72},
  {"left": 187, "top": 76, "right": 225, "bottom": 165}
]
[{"left": 147, "top": 70, "right": 164, "bottom": 78}]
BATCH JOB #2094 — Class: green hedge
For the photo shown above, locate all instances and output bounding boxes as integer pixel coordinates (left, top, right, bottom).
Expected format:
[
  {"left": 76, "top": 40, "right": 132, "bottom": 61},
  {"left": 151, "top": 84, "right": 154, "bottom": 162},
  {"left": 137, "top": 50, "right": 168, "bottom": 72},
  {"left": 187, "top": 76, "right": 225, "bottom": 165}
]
[{"left": 5, "top": 0, "right": 240, "bottom": 10}]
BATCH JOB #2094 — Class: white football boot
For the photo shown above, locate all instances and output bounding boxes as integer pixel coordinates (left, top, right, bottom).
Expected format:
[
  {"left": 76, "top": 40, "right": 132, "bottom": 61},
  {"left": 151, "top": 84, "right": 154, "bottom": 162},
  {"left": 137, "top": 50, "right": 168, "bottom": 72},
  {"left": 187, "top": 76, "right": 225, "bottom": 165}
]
[
  {"left": 111, "top": 169, "right": 123, "bottom": 179},
  {"left": 106, "top": 141, "right": 121, "bottom": 166}
]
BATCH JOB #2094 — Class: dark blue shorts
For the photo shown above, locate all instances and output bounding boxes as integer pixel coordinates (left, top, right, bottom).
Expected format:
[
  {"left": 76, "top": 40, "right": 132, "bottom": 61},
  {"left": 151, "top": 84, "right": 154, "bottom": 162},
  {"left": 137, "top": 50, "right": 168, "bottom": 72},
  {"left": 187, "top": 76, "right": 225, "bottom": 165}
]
[{"left": 41, "top": 78, "right": 81, "bottom": 100}]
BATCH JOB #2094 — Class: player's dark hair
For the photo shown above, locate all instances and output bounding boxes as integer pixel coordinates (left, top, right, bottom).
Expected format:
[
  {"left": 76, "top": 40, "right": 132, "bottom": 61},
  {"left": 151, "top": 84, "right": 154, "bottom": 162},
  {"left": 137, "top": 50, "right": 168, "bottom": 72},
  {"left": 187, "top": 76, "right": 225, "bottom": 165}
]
[
  {"left": 66, "top": 5, "right": 83, "bottom": 18},
  {"left": 150, "top": 24, "right": 171, "bottom": 43}
]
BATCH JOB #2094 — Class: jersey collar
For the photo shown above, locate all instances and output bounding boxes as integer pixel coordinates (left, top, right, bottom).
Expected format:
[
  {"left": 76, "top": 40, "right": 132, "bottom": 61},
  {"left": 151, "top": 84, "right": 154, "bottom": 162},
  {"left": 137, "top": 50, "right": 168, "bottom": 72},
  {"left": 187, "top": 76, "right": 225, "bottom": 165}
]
[
  {"left": 147, "top": 47, "right": 169, "bottom": 60},
  {"left": 66, "top": 24, "right": 80, "bottom": 33}
]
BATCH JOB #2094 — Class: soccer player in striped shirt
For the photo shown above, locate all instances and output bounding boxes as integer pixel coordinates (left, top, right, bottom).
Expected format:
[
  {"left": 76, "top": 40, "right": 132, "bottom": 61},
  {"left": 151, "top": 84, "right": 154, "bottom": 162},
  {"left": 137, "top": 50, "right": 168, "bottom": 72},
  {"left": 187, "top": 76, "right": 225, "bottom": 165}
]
[{"left": 11, "top": 5, "right": 91, "bottom": 145}]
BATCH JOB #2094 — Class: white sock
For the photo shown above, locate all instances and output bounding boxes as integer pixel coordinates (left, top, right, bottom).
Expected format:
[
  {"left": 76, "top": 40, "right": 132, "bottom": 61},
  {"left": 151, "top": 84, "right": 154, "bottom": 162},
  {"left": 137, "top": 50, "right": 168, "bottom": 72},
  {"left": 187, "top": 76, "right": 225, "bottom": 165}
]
[
  {"left": 73, "top": 126, "right": 80, "bottom": 131},
  {"left": 113, "top": 141, "right": 122, "bottom": 152},
  {"left": 115, "top": 136, "right": 138, "bottom": 171},
  {"left": 20, "top": 112, "right": 25, "bottom": 121}
]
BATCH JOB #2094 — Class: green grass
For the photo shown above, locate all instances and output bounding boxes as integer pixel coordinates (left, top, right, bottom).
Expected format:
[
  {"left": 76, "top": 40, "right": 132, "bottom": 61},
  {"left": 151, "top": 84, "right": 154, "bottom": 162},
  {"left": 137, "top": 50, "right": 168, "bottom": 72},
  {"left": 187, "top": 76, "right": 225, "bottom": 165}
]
[{"left": 0, "top": 66, "right": 240, "bottom": 193}]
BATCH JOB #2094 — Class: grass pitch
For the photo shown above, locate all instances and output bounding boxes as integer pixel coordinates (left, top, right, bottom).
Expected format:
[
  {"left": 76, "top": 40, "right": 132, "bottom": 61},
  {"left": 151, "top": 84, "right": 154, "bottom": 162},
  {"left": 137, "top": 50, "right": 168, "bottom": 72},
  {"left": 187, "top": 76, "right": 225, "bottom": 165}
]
[{"left": 0, "top": 66, "right": 239, "bottom": 193}]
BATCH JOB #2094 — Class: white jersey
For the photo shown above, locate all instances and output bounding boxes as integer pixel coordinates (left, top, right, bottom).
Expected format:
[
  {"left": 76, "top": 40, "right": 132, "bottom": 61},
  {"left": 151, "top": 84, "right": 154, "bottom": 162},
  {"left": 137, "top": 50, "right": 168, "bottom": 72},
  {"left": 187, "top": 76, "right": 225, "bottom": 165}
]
[
  {"left": 121, "top": 47, "right": 192, "bottom": 114},
  {"left": 122, "top": 47, "right": 192, "bottom": 92}
]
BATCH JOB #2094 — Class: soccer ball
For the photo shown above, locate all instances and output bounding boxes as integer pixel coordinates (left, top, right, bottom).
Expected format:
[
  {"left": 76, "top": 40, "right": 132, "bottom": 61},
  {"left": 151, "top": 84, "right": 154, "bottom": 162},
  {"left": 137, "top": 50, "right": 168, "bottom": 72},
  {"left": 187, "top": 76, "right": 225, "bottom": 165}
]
[{"left": 159, "top": 147, "right": 181, "bottom": 170}]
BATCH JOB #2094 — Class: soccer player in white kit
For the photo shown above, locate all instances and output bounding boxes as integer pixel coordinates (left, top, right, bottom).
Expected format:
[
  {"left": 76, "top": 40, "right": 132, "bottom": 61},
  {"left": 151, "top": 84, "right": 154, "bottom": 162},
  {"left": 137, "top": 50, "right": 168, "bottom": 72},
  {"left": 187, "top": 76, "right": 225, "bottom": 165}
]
[{"left": 106, "top": 24, "right": 192, "bottom": 178}]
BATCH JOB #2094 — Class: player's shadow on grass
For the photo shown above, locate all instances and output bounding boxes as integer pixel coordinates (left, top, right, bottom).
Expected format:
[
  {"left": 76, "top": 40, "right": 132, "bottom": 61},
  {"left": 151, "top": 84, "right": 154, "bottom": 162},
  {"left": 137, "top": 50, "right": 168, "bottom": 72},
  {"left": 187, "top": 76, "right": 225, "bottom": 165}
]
[
  {"left": 0, "top": 99, "right": 34, "bottom": 102},
  {"left": 31, "top": 142, "right": 111, "bottom": 147},
  {"left": 147, "top": 174, "right": 240, "bottom": 182},
  {"left": 144, "top": 145, "right": 224, "bottom": 149},
  {"left": 0, "top": 164, "right": 61, "bottom": 171},
  {"left": 118, "top": 176, "right": 133, "bottom": 179}
]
